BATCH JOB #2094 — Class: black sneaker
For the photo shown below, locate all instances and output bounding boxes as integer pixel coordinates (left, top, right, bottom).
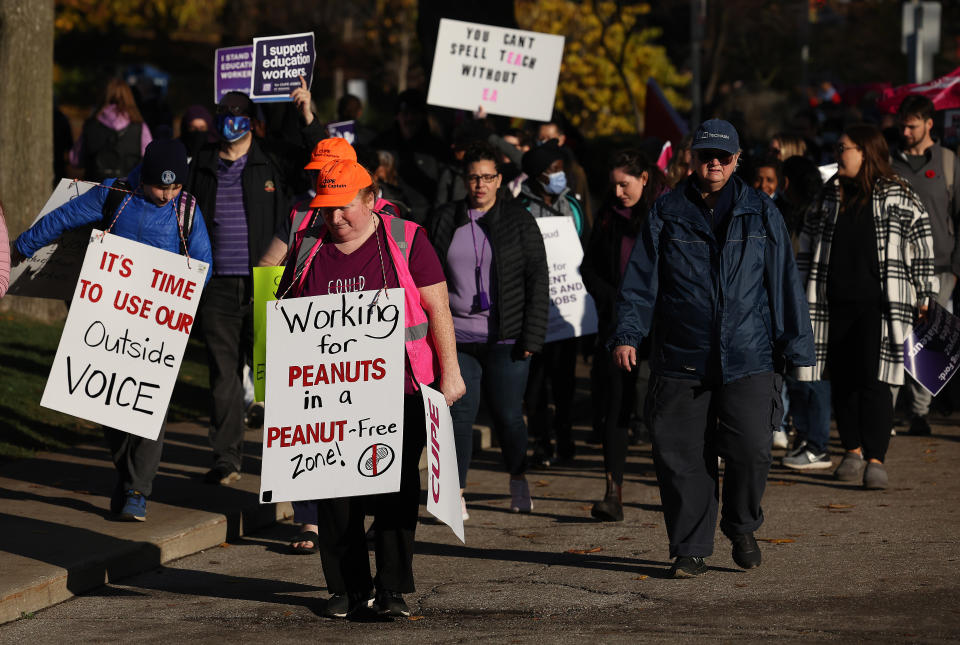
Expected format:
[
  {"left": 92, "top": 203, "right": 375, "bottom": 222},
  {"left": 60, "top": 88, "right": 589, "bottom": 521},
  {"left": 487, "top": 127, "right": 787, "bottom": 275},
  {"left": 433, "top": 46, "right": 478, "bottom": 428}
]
[
  {"left": 375, "top": 589, "right": 410, "bottom": 617},
  {"left": 669, "top": 556, "right": 707, "bottom": 578},
  {"left": 322, "top": 593, "right": 350, "bottom": 619},
  {"left": 908, "top": 415, "right": 932, "bottom": 436},
  {"left": 730, "top": 532, "right": 762, "bottom": 569},
  {"left": 204, "top": 463, "right": 241, "bottom": 485}
]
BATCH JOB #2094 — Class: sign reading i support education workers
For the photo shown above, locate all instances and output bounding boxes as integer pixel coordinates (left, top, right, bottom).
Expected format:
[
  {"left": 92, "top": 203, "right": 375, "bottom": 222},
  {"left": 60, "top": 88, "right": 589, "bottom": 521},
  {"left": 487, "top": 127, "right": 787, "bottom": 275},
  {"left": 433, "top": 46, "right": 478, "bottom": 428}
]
[
  {"left": 904, "top": 301, "right": 960, "bottom": 396},
  {"left": 250, "top": 32, "right": 316, "bottom": 102},
  {"left": 41, "top": 231, "right": 208, "bottom": 440},
  {"left": 536, "top": 216, "right": 598, "bottom": 343},
  {"left": 214, "top": 45, "right": 254, "bottom": 103},
  {"left": 260, "top": 290, "right": 406, "bottom": 504},
  {"left": 427, "top": 19, "right": 565, "bottom": 121}
]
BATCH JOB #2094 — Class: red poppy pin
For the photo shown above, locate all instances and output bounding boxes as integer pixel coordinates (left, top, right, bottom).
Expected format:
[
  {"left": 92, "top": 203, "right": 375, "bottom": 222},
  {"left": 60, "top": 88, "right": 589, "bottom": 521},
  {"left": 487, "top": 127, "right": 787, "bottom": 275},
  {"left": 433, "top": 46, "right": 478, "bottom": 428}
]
[
  {"left": 264, "top": 180, "right": 276, "bottom": 192},
  {"left": 926, "top": 170, "right": 937, "bottom": 178}
]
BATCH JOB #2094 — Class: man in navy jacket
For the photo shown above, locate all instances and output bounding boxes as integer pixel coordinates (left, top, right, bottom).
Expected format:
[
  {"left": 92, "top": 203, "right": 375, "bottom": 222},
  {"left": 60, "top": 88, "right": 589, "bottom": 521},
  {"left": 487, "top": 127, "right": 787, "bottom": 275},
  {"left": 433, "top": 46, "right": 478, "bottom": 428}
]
[{"left": 610, "top": 119, "right": 815, "bottom": 578}]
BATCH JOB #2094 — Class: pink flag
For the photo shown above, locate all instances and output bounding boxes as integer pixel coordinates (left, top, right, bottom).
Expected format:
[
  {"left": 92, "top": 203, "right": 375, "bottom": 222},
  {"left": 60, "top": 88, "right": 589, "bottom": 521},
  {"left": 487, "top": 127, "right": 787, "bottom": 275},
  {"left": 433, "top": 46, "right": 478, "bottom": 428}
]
[
  {"left": 656, "top": 141, "right": 673, "bottom": 172},
  {"left": 877, "top": 67, "right": 960, "bottom": 113}
]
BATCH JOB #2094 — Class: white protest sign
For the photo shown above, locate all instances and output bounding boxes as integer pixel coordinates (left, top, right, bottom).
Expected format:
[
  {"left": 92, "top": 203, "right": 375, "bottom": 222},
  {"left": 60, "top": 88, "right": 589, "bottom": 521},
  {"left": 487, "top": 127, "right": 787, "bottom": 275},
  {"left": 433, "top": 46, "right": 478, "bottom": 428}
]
[
  {"left": 41, "top": 231, "right": 208, "bottom": 439},
  {"left": 427, "top": 19, "right": 565, "bottom": 121},
  {"left": 8, "top": 179, "right": 97, "bottom": 300},
  {"left": 250, "top": 32, "right": 316, "bottom": 102},
  {"left": 421, "top": 384, "right": 465, "bottom": 543},
  {"left": 537, "top": 216, "right": 598, "bottom": 343},
  {"left": 261, "top": 289, "right": 406, "bottom": 503}
]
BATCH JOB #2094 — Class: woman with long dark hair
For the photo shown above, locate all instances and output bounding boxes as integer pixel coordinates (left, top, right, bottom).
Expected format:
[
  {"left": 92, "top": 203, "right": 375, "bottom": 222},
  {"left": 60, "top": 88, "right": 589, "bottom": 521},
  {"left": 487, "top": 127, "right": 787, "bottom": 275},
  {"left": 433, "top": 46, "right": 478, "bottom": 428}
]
[
  {"left": 582, "top": 149, "right": 665, "bottom": 520},
  {"left": 796, "top": 124, "right": 936, "bottom": 489}
]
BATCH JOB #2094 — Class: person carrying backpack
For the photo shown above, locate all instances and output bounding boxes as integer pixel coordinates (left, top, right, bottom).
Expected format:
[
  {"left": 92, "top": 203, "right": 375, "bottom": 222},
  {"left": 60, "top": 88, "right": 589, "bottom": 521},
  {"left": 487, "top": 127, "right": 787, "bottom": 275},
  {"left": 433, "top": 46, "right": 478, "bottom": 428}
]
[{"left": 13, "top": 138, "right": 212, "bottom": 521}]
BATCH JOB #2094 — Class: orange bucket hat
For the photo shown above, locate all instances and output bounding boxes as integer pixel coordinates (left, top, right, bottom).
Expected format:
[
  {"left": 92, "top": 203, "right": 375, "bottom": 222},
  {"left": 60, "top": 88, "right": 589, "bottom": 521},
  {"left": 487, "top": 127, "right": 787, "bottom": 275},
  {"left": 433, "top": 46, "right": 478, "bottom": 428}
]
[
  {"left": 304, "top": 137, "right": 357, "bottom": 170},
  {"left": 309, "top": 159, "right": 372, "bottom": 208}
]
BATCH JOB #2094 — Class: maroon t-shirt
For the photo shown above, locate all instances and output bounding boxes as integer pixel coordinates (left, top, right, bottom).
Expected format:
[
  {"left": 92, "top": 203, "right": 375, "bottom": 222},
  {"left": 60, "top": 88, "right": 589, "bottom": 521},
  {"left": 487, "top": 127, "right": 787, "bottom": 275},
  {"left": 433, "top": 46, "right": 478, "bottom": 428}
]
[{"left": 297, "top": 223, "right": 445, "bottom": 391}]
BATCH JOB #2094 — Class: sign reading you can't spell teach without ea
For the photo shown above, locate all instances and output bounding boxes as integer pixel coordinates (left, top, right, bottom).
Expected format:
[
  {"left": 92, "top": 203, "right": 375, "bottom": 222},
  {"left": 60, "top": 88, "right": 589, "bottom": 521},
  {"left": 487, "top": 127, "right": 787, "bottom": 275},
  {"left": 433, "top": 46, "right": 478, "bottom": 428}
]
[{"left": 427, "top": 19, "right": 565, "bottom": 121}]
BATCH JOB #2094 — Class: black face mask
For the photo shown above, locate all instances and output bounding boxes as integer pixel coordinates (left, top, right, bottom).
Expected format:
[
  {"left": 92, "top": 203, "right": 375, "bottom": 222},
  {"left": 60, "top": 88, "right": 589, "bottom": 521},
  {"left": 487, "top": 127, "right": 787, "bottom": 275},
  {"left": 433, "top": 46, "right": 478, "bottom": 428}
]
[{"left": 181, "top": 130, "right": 208, "bottom": 156}]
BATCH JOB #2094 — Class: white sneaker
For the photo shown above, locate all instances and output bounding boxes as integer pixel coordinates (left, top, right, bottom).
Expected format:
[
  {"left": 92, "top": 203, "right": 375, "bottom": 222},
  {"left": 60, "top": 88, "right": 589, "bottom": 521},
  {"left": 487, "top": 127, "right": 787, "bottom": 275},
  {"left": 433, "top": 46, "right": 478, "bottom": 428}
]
[
  {"left": 772, "top": 429, "right": 789, "bottom": 450},
  {"left": 461, "top": 496, "right": 470, "bottom": 521},
  {"left": 509, "top": 478, "right": 533, "bottom": 513}
]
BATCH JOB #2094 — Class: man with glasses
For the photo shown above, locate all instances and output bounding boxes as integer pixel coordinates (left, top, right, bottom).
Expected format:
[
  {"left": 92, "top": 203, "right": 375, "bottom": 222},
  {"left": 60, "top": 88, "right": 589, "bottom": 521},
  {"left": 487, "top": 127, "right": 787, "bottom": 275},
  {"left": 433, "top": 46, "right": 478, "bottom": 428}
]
[
  {"left": 610, "top": 119, "right": 814, "bottom": 578},
  {"left": 186, "top": 85, "right": 324, "bottom": 485}
]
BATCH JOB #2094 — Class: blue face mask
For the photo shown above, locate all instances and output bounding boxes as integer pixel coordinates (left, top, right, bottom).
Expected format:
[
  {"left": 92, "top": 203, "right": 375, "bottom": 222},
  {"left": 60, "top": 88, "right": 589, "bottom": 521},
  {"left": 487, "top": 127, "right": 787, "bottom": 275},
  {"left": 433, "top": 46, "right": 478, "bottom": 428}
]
[
  {"left": 216, "top": 114, "right": 251, "bottom": 142},
  {"left": 541, "top": 170, "right": 567, "bottom": 195}
]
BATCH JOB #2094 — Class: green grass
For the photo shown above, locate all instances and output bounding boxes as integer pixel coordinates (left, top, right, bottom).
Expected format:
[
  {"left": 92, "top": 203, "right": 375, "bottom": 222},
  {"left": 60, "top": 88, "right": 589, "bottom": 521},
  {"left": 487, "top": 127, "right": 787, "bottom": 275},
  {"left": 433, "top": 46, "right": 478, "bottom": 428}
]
[{"left": 0, "top": 312, "right": 210, "bottom": 463}]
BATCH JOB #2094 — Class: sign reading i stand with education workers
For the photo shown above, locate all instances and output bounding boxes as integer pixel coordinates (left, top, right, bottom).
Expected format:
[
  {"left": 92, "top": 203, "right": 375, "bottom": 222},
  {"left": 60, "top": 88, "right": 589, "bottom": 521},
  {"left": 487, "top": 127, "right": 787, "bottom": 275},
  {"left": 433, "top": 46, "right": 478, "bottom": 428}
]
[
  {"left": 250, "top": 32, "right": 316, "bottom": 102},
  {"left": 214, "top": 44, "right": 254, "bottom": 104},
  {"left": 41, "top": 231, "right": 209, "bottom": 440},
  {"left": 536, "top": 216, "right": 598, "bottom": 343},
  {"left": 427, "top": 18, "right": 565, "bottom": 122},
  {"left": 260, "top": 289, "right": 406, "bottom": 504},
  {"left": 904, "top": 301, "right": 960, "bottom": 396}
]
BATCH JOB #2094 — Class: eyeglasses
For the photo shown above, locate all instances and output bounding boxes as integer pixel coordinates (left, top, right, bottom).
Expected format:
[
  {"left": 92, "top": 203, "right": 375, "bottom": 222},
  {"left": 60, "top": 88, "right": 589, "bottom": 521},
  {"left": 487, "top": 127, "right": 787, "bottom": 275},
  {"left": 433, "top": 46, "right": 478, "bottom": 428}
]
[
  {"left": 835, "top": 144, "right": 859, "bottom": 154},
  {"left": 695, "top": 150, "right": 735, "bottom": 165},
  {"left": 465, "top": 173, "right": 499, "bottom": 184},
  {"left": 216, "top": 104, "right": 247, "bottom": 117}
]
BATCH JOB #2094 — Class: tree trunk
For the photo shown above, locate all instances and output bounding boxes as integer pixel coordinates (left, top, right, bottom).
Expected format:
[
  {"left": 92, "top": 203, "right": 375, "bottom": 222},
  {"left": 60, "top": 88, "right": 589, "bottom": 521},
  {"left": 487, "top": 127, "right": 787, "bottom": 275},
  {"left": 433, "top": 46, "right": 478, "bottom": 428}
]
[{"left": 0, "top": 0, "right": 62, "bottom": 321}]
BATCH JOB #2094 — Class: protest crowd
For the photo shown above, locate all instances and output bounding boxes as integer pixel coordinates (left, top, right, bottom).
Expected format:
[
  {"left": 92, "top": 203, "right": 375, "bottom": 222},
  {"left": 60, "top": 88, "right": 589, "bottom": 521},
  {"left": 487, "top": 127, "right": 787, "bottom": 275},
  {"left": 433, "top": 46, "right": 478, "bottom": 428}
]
[{"left": 4, "top": 17, "right": 960, "bottom": 621}]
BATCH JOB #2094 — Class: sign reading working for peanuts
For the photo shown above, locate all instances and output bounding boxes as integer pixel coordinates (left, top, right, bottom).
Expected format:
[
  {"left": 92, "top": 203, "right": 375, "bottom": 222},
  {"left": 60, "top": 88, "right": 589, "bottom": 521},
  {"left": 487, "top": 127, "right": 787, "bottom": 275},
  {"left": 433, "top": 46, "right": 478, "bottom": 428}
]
[
  {"left": 41, "top": 231, "right": 208, "bottom": 440},
  {"left": 421, "top": 384, "right": 465, "bottom": 543},
  {"left": 250, "top": 32, "right": 316, "bottom": 102},
  {"left": 260, "top": 290, "right": 406, "bottom": 503},
  {"left": 427, "top": 19, "right": 565, "bottom": 121},
  {"left": 537, "top": 216, "right": 598, "bottom": 343},
  {"left": 8, "top": 179, "right": 97, "bottom": 300},
  {"left": 215, "top": 45, "right": 254, "bottom": 104}
]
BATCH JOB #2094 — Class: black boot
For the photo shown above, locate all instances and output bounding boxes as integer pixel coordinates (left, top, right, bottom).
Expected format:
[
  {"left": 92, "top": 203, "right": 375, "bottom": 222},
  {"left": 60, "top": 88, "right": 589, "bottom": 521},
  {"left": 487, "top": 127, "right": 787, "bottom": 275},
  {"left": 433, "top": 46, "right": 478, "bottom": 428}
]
[{"left": 590, "top": 473, "right": 623, "bottom": 521}]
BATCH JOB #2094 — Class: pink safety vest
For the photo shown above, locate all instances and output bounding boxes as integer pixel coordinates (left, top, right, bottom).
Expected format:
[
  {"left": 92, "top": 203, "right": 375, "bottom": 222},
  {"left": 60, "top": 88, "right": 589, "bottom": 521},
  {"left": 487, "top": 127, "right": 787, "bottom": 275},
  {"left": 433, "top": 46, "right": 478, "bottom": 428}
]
[{"left": 289, "top": 210, "right": 438, "bottom": 389}]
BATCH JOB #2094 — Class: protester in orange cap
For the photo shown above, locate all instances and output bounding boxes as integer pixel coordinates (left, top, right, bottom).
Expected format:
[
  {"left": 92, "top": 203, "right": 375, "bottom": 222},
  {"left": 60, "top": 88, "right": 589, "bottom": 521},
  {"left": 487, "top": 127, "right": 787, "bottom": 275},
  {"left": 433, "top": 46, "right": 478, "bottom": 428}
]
[{"left": 275, "top": 159, "right": 465, "bottom": 618}]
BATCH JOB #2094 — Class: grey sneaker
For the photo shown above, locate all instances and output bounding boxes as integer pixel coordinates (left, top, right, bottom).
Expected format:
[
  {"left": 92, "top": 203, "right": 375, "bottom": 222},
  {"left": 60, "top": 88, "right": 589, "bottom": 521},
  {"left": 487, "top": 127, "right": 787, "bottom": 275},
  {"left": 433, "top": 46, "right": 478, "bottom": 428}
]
[
  {"left": 834, "top": 452, "right": 865, "bottom": 482},
  {"left": 863, "top": 462, "right": 888, "bottom": 489},
  {"left": 783, "top": 446, "right": 833, "bottom": 470}
]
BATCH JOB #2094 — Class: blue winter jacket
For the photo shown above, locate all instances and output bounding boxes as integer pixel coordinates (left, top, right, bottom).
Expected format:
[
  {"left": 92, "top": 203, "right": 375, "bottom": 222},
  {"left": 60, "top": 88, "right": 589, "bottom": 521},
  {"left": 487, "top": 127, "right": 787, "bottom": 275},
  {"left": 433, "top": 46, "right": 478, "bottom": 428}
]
[
  {"left": 16, "top": 168, "right": 213, "bottom": 284},
  {"left": 610, "top": 175, "right": 814, "bottom": 383}
]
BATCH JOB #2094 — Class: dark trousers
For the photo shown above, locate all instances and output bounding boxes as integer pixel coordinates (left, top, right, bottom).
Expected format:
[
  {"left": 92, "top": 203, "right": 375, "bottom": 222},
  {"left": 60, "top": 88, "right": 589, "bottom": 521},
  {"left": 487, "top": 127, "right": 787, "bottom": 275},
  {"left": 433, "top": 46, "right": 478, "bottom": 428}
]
[
  {"left": 591, "top": 346, "right": 640, "bottom": 485},
  {"left": 316, "top": 391, "right": 427, "bottom": 594},
  {"left": 827, "top": 301, "right": 893, "bottom": 461},
  {"left": 525, "top": 337, "right": 578, "bottom": 455},
  {"left": 198, "top": 276, "right": 253, "bottom": 470},
  {"left": 648, "top": 372, "right": 780, "bottom": 558},
  {"left": 451, "top": 343, "right": 531, "bottom": 487},
  {"left": 104, "top": 423, "right": 166, "bottom": 497}
]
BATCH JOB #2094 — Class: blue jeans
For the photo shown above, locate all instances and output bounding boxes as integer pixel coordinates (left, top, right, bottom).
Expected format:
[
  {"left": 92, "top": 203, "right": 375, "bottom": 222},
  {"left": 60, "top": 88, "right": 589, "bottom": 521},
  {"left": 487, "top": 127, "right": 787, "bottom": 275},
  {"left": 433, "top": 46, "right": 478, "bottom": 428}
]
[
  {"left": 451, "top": 343, "right": 531, "bottom": 487},
  {"left": 785, "top": 377, "right": 831, "bottom": 453}
]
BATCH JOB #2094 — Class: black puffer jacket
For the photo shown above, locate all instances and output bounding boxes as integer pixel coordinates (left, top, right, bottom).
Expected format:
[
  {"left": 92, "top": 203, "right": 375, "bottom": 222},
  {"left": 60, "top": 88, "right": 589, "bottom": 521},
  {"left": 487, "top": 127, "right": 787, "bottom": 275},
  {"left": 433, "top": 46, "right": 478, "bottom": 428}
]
[{"left": 427, "top": 197, "right": 549, "bottom": 353}]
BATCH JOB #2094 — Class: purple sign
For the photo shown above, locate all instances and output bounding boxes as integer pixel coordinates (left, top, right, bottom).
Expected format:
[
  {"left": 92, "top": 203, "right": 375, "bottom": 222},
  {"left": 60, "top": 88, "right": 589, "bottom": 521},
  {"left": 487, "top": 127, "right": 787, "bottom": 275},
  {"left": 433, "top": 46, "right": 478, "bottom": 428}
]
[
  {"left": 904, "top": 301, "right": 960, "bottom": 396},
  {"left": 215, "top": 45, "right": 254, "bottom": 104},
  {"left": 250, "top": 32, "right": 315, "bottom": 103},
  {"left": 326, "top": 120, "right": 356, "bottom": 143}
]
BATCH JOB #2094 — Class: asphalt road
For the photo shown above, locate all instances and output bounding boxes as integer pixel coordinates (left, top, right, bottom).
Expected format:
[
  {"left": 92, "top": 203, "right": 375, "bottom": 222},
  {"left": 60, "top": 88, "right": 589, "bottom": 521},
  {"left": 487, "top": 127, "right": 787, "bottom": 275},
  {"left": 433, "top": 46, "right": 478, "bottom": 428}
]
[{"left": 2, "top": 424, "right": 959, "bottom": 644}]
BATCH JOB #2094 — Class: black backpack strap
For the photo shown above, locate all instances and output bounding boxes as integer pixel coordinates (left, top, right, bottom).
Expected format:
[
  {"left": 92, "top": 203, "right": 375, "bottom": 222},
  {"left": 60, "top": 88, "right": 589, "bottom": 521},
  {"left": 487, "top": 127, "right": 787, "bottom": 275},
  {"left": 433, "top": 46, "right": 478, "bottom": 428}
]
[
  {"left": 175, "top": 190, "right": 198, "bottom": 255},
  {"left": 101, "top": 179, "right": 132, "bottom": 231}
]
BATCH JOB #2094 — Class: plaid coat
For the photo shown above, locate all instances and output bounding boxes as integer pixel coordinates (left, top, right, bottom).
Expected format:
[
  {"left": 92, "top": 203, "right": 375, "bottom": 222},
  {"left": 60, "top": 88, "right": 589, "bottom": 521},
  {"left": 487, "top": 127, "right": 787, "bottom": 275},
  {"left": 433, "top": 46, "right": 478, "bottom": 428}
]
[{"left": 795, "top": 176, "right": 938, "bottom": 385}]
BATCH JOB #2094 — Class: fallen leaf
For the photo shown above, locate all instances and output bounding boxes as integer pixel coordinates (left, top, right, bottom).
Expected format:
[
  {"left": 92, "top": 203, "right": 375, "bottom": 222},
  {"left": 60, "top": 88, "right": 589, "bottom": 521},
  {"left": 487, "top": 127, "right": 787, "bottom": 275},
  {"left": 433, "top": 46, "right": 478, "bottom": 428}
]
[
  {"left": 617, "top": 537, "right": 632, "bottom": 541},
  {"left": 924, "top": 448, "right": 936, "bottom": 454},
  {"left": 282, "top": 611, "right": 293, "bottom": 617},
  {"left": 641, "top": 523, "right": 658, "bottom": 528},
  {"left": 219, "top": 542, "right": 231, "bottom": 548},
  {"left": 632, "top": 575, "right": 648, "bottom": 580},
  {"left": 786, "top": 533, "right": 802, "bottom": 537},
  {"left": 820, "top": 533, "right": 837, "bottom": 537},
  {"left": 567, "top": 546, "right": 603, "bottom": 554},
  {"left": 757, "top": 538, "right": 794, "bottom": 544},
  {"left": 579, "top": 505, "right": 593, "bottom": 511},
  {"left": 534, "top": 480, "right": 550, "bottom": 487},
  {"left": 823, "top": 503, "right": 855, "bottom": 510},
  {"left": 208, "top": 560, "right": 221, "bottom": 565},
  {"left": 768, "top": 480, "right": 796, "bottom": 486},
  {"left": 877, "top": 503, "right": 889, "bottom": 507},
  {"left": 408, "top": 616, "right": 425, "bottom": 621},
  {"left": 518, "top": 534, "right": 538, "bottom": 539},
  {"left": 735, "top": 583, "right": 748, "bottom": 588}
]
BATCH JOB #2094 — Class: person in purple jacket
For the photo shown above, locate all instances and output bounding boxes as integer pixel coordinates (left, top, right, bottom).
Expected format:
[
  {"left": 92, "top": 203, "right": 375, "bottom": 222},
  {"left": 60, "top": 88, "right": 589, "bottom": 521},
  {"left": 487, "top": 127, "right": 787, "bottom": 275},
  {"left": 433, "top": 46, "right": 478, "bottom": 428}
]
[{"left": 13, "top": 139, "right": 212, "bottom": 522}]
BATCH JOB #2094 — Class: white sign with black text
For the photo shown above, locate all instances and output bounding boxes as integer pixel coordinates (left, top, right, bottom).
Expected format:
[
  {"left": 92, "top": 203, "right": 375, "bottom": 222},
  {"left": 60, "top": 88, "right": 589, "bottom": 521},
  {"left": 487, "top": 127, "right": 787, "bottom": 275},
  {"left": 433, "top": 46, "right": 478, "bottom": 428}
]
[{"left": 537, "top": 216, "right": 598, "bottom": 343}]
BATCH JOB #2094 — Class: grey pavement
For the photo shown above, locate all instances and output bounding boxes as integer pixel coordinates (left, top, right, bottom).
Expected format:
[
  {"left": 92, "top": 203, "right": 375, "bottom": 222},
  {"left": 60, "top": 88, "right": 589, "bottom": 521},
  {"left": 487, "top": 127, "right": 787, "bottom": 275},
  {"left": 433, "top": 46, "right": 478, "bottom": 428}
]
[{"left": 1, "top": 412, "right": 960, "bottom": 642}]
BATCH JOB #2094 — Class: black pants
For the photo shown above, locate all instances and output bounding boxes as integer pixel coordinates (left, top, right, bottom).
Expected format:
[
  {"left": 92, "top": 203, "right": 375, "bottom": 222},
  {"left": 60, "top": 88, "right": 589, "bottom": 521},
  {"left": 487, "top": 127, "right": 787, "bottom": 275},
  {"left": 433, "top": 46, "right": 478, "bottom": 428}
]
[
  {"left": 827, "top": 301, "right": 893, "bottom": 461},
  {"left": 198, "top": 276, "right": 254, "bottom": 471},
  {"left": 525, "top": 337, "right": 578, "bottom": 454},
  {"left": 316, "top": 390, "right": 427, "bottom": 595},
  {"left": 591, "top": 345, "right": 639, "bottom": 485},
  {"left": 104, "top": 423, "right": 166, "bottom": 497},
  {"left": 648, "top": 372, "right": 780, "bottom": 558}
]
